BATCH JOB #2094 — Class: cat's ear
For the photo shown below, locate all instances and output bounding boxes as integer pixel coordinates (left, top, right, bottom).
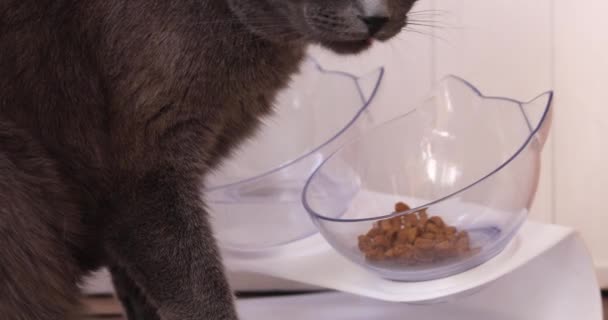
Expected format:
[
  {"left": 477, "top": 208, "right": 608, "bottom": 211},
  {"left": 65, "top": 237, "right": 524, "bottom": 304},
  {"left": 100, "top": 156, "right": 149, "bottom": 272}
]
[
  {"left": 355, "top": 66, "right": 384, "bottom": 104},
  {"left": 521, "top": 91, "right": 553, "bottom": 149}
]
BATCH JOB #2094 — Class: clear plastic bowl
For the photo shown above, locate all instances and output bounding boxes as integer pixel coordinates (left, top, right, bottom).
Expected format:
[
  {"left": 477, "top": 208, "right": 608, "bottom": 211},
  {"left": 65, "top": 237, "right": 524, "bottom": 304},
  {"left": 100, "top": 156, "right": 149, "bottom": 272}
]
[
  {"left": 303, "top": 75, "right": 553, "bottom": 281},
  {"left": 205, "top": 57, "right": 384, "bottom": 252}
]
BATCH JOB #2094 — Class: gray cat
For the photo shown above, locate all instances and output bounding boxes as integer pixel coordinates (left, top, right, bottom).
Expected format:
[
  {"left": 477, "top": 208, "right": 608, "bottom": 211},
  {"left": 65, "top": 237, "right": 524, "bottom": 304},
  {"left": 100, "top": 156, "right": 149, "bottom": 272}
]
[{"left": 0, "top": 0, "right": 416, "bottom": 319}]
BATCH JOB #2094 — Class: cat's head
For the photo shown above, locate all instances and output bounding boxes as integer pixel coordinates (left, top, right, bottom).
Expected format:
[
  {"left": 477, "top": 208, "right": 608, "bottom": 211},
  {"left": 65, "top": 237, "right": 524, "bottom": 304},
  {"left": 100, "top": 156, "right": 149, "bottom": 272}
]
[{"left": 227, "top": 0, "right": 418, "bottom": 54}]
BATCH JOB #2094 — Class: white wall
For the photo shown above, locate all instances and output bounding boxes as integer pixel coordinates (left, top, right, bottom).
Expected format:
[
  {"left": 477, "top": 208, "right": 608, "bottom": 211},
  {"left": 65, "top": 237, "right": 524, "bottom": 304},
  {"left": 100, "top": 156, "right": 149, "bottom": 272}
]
[{"left": 553, "top": 0, "right": 608, "bottom": 288}]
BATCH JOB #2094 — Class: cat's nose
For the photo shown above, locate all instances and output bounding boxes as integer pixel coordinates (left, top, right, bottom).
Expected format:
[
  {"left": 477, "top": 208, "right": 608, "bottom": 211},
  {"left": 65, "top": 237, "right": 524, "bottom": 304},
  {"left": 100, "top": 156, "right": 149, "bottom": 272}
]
[{"left": 360, "top": 16, "right": 390, "bottom": 36}]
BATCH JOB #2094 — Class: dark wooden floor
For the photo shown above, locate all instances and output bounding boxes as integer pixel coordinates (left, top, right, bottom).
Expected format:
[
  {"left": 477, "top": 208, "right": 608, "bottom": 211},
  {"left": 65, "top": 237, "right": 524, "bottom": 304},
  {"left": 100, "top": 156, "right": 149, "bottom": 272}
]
[{"left": 80, "top": 292, "right": 608, "bottom": 320}]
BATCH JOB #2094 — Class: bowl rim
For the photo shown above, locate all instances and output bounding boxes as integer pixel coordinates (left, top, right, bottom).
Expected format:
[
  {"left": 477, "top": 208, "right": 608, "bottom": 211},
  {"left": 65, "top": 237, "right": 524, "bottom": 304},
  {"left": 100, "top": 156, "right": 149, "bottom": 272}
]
[
  {"left": 204, "top": 56, "right": 385, "bottom": 193},
  {"left": 302, "top": 75, "right": 554, "bottom": 222}
]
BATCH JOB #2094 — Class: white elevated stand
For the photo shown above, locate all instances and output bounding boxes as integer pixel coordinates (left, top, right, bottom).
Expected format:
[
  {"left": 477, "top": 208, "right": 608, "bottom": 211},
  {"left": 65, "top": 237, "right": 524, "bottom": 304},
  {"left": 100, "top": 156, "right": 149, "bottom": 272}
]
[
  {"left": 226, "top": 221, "right": 603, "bottom": 320},
  {"left": 81, "top": 221, "right": 603, "bottom": 319}
]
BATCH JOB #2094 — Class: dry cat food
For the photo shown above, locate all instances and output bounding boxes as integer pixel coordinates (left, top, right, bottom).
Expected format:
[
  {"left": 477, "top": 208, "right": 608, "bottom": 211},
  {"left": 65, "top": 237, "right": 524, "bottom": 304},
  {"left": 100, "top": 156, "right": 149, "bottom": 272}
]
[{"left": 357, "top": 202, "right": 478, "bottom": 266}]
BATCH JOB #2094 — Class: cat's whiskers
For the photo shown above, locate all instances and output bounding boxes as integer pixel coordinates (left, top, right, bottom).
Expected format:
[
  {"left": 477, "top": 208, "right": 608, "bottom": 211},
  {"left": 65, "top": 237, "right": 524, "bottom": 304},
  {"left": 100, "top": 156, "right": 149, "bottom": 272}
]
[
  {"left": 407, "top": 22, "right": 446, "bottom": 30},
  {"left": 407, "top": 9, "right": 449, "bottom": 17},
  {"left": 399, "top": 26, "right": 449, "bottom": 44}
]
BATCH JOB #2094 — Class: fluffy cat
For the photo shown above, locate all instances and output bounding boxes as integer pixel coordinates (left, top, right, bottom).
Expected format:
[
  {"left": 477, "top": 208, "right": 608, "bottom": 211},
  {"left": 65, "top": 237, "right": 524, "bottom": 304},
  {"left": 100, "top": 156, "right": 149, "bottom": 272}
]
[{"left": 0, "top": 0, "right": 416, "bottom": 319}]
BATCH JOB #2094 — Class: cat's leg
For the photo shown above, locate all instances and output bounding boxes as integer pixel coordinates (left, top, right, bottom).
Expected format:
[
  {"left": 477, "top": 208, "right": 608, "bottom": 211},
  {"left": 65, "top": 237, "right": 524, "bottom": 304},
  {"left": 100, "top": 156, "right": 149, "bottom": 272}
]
[
  {"left": 104, "top": 168, "right": 238, "bottom": 320},
  {"left": 0, "top": 121, "right": 83, "bottom": 319},
  {"left": 109, "top": 264, "right": 161, "bottom": 320}
]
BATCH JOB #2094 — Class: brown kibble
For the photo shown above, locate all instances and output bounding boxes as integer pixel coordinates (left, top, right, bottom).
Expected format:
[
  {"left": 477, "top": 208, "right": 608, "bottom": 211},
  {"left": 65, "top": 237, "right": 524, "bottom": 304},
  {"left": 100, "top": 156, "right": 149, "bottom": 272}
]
[
  {"left": 429, "top": 216, "right": 445, "bottom": 228},
  {"left": 435, "top": 241, "right": 452, "bottom": 250},
  {"left": 365, "top": 248, "right": 386, "bottom": 261},
  {"left": 414, "top": 248, "right": 435, "bottom": 263},
  {"left": 366, "top": 227, "right": 382, "bottom": 238},
  {"left": 456, "top": 237, "right": 470, "bottom": 252},
  {"left": 421, "top": 232, "right": 436, "bottom": 240},
  {"left": 445, "top": 226, "right": 457, "bottom": 235},
  {"left": 393, "top": 243, "right": 413, "bottom": 257},
  {"left": 425, "top": 222, "right": 439, "bottom": 234},
  {"left": 395, "top": 202, "right": 410, "bottom": 212},
  {"left": 456, "top": 231, "right": 470, "bottom": 246},
  {"left": 414, "top": 238, "right": 435, "bottom": 250},
  {"left": 435, "top": 241, "right": 456, "bottom": 257},
  {"left": 390, "top": 215, "right": 403, "bottom": 224},
  {"left": 406, "top": 227, "right": 418, "bottom": 244},
  {"left": 372, "top": 235, "right": 390, "bottom": 248},
  {"left": 417, "top": 212, "right": 428, "bottom": 233},
  {"left": 457, "top": 230, "right": 469, "bottom": 240},
  {"left": 435, "top": 233, "right": 447, "bottom": 242},
  {"left": 379, "top": 219, "right": 393, "bottom": 231},
  {"left": 396, "top": 229, "right": 410, "bottom": 243},
  {"left": 385, "top": 228, "right": 399, "bottom": 242},
  {"left": 403, "top": 213, "right": 418, "bottom": 226},
  {"left": 446, "top": 232, "right": 456, "bottom": 242},
  {"left": 358, "top": 235, "right": 372, "bottom": 251},
  {"left": 358, "top": 201, "right": 475, "bottom": 266},
  {"left": 417, "top": 225, "right": 426, "bottom": 234},
  {"left": 418, "top": 210, "right": 429, "bottom": 225}
]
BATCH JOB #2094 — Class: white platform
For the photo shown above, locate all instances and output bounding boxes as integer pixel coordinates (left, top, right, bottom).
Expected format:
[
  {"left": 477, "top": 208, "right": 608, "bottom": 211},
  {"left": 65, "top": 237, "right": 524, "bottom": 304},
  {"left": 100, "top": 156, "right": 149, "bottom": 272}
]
[
  {"left": 228, "top": 221, "right": 603, "bottom": 319},
  {"left": 82, "top": 221, "right": 603, "bottom": 319}
]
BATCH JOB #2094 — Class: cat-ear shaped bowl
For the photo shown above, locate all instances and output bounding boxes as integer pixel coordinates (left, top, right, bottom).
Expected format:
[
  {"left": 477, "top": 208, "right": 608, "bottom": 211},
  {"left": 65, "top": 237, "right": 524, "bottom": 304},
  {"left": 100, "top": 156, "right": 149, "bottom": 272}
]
[
  {"left": 205, "top": 57, "right": 384, "bottom": 252},
  {"left": 303, "top": 75, "right": 553, "bottom": 281}
]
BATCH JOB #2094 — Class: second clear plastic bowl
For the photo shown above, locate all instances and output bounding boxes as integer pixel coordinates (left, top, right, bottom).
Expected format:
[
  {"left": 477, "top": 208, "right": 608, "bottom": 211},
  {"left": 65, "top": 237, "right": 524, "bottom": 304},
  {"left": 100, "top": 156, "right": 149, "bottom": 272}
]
[
  {"left": 206, "top": 58, "right": 384, "bottom": 252},
  {"left": 303, "top": 76, "right": 553, "bottom": 281}
]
